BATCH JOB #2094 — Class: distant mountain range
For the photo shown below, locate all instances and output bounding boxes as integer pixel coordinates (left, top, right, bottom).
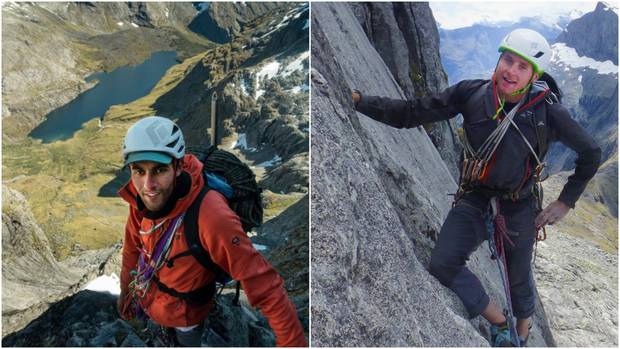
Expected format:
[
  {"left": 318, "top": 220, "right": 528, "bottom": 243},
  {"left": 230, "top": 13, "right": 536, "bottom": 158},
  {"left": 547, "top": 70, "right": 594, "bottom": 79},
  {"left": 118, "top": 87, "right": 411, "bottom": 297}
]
[{"left": 439, "top": 18, "right": 563, "bottom": 84}]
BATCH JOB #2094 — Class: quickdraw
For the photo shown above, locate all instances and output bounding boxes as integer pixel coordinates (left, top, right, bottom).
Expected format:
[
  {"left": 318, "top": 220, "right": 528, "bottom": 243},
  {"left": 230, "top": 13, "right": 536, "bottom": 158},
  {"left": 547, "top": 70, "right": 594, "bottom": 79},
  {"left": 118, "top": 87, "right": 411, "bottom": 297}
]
[{"left": 460, "top": 97, "right": 525, "bottom": 188}]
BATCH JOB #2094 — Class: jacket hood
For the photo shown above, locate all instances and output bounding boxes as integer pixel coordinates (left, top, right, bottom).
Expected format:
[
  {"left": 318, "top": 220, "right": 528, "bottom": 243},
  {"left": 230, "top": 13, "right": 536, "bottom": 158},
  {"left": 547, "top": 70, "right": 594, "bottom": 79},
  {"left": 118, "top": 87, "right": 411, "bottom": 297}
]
[{"left": 118, "top": 154, "right": 204, "bottom": 219}]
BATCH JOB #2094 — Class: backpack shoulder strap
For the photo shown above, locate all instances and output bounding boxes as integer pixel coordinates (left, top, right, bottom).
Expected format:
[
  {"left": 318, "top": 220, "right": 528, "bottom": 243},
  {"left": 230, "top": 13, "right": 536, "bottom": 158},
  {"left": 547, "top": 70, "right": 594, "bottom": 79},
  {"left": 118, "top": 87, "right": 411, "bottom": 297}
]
[
  {"left": 534, "top": 98, "right": 551, "bottom": 160},
  {"left": 184, "top": 182, "right": 222, "bottom": 272}
]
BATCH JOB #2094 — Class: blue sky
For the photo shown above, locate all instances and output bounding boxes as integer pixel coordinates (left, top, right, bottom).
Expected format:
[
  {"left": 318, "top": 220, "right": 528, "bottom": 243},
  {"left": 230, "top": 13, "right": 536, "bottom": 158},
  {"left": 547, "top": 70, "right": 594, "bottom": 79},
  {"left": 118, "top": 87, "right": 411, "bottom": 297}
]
[{"left": 429, "top": 2, "right": 600, "bottom": 29}]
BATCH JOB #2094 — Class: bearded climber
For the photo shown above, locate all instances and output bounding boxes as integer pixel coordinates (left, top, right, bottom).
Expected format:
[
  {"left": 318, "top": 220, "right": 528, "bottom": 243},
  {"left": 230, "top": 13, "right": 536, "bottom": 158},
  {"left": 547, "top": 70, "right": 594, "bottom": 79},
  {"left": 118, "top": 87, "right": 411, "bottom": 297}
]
[
  {"left": 116, "top": 116, "right": 306, "bottom": 346},
  {"left": 351, "top": 29, "right": 601, "bottom": 346}
]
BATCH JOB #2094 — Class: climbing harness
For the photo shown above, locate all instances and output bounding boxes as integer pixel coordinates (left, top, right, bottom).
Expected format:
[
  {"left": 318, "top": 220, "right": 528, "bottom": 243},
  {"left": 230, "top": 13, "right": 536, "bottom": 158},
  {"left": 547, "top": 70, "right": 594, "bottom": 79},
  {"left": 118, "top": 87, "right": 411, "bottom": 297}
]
[
  {"left": 455, "top": 79, "right": 551, "bottom": 246},
  {"left": 487, "top": 197, "right": 520, "bottom": 347}
]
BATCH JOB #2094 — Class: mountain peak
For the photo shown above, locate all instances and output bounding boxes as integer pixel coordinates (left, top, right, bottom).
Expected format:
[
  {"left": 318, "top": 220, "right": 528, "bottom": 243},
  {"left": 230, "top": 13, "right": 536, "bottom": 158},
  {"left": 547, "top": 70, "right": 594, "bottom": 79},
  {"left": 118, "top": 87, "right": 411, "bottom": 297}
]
[
  {"left": 598, "top": 1, "right": 619, "bottom": 15},
  {"left": 556, "top": 1, "right": 618, "bottom": 64}
]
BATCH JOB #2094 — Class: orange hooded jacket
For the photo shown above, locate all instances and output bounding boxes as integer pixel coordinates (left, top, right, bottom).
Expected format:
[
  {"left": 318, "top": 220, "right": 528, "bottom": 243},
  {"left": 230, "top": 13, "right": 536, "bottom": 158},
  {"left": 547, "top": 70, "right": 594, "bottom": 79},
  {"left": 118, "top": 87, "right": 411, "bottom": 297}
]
[{"left": 118, "top": 154, "right": 306, "bottom": 346}]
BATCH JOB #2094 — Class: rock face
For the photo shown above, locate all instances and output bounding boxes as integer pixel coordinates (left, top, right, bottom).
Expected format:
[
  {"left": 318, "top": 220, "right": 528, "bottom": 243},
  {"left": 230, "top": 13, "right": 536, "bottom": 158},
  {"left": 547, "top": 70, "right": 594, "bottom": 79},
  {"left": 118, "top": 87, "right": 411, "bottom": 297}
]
[
  {"left": 350, "top": 2, "right": 460, "bottom": 180},
  {"left": 310, "top": 3, "right": 554, "bottom": 346},
  {"left": 2, "top": 292, "right": 276, "bottom": 347},
  {"left": 261, "top": 195, "right": 310, "bottom": 332},
  {"left": 537, "top": 169, "right": 618, "bottom": 346},
  {"left": 189, "top": 2, "right": 284, "bottom": 44},
  {"left": 534, "top": 229, "right": 618, "bottom": 347},
  {"left": 583, "top": 156, "right": 619, "bottom": 218},
  {"left": 1, "top": 186, "right": 118, "bottom": 337},
  {"left": 556, "top": 2, "right": 618, "bottom": 65},
  {"left": 260, "top": 153, "right": 309, "bottom": 193},
  {"left": 153, "top": 3, "right": 309, "bottom": 194}
]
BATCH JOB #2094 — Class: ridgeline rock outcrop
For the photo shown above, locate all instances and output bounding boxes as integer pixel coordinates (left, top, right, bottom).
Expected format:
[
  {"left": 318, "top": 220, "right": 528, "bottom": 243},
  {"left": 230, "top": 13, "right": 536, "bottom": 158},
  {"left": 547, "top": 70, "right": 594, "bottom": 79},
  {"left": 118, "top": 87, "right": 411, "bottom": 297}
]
[
  {"left": 152, "top": 3, "right": 309, "bottom": 194},
  {"left": 261, "top": 195, "right": 310, "bottom": 332},
  {"left": 2, "top": 292, "right": 276, "bottom": 347},
  {"left": 2, "top": 186, "right": 118, "bottom": 337},
  {"left": 310, "top": 3, "right": 554, "bottom": 346},
  {"left": 189, "top": 2, "right": 284, "bottom": 44},
  {"left": 537, "top": 168, "right": 618, "bottom": 346},
  {"left": 546, "top": 2, "right": 618, "bottom": 174},
  {"left": 556, "top": 2, "right": 618, "bottom": 65},
  {"left": 350, "top": 2, "right": 460, "bottom": 180}
]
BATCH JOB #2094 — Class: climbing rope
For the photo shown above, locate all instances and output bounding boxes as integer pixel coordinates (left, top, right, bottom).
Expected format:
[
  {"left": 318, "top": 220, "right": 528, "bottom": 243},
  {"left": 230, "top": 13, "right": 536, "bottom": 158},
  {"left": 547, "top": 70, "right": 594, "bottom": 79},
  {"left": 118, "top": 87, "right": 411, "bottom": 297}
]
[
  {"left": 128, "top": 213, "right": 185, "bottom": 315},
  {"left": 488, "top": 197, "right": 520, "bottom": 347}
]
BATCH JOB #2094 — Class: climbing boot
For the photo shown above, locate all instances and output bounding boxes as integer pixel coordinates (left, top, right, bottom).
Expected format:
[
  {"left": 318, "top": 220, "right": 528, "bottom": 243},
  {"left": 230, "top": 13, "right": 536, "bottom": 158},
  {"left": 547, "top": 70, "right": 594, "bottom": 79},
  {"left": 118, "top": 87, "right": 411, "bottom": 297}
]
[
  {"left": 518, "top": 322, "right": 532, "bottom": 347},
  {"left": 490, "top": 321, "right": 513, "bottom": 347}
]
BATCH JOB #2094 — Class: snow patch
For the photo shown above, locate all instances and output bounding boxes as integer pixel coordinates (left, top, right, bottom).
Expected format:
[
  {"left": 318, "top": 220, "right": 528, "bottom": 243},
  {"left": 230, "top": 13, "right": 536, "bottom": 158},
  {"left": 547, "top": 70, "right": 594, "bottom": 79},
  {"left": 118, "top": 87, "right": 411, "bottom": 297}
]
[
  {"left": 291, "top": 84, "right": 309, "bottom": 94},
  {"left": 255, "top": 61, "right": 280, "bottom": 100},
  {"left": 293, "top": 5, "right": 309, "bottom": 20},
  {"left": 257, "top": 61, "right": 281, "bottom": 81},
  {"left": 578, "top": 75, "right": 583, "bottom": 83},
  {"left": 282, "top": 52, "right": 309, "bottom": 77},
  {"left": 232, "top": 133, "right": 257, "bottom": 152},
  {"left": 302, "top": 19, "right": 309, "bottom": 30},
  {"left": 253, "top": 243, "right": 267, "bottom": 251},
  {"left": 551, "top": 43, "right": 618, "bottom": 75},
  {"left": 131, "top": 22, "right": 139, "bottom": 28},
  {"left": 165, "top": 8, "right": 169, "bottom": 18},
  {"left": 83, "top": 273, "right": 120, "bottom": 295},
  {"left": 256, "top": 155, "right": 282, "bottom": 168},
  {"left": 117, "top": 22, "right": 124, "bottom": 26},
  {"left": 602, "top": 2, "right": 618, "bottom": 14},
  {"left": 259, "top": 13, "right": 292, "bottom": 39}
]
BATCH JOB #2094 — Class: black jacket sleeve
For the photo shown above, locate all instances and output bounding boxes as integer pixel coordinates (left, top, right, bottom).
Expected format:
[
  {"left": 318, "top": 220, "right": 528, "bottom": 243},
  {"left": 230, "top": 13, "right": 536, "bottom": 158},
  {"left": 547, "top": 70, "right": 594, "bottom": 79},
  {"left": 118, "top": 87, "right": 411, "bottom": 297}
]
[
  {"left": 547, "top": 103, "right": 602, "bottom": 208},
  {"left": 354, "top": 80, "right": 483, "bottom": 128}
]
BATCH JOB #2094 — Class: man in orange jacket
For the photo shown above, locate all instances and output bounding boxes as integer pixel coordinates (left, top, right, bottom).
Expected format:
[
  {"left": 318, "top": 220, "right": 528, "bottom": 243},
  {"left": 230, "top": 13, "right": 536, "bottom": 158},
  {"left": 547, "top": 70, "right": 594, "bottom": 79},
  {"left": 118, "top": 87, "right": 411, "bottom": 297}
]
[{"left": 116, "top": 116, "right": 306, "bottom": 347}]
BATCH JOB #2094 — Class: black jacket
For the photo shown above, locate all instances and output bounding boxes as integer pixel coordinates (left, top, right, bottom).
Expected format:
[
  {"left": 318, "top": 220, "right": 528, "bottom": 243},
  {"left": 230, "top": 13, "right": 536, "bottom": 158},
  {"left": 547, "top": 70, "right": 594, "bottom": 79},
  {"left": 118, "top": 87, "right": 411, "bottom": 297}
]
[{"left": 355, "top": 79, "right": 601, "bottom": 208}]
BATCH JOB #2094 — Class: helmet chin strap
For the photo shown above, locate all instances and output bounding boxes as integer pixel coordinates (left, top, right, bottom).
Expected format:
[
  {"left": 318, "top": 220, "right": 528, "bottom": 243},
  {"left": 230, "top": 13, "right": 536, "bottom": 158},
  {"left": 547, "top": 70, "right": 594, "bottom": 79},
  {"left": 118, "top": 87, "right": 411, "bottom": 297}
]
[
  {"left": 491, "top": 68, "right": 534, "bottom": 120},
  {"left": 508, "top": 73, "right": 534, "bottom": 97}
]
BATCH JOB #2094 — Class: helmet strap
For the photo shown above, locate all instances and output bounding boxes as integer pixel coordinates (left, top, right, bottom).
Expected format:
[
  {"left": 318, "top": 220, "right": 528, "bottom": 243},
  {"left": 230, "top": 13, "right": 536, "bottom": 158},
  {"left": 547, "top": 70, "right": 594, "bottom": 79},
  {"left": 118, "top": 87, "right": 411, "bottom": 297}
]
[{"left": 509, "top": 75, "right": 533, "bottom": 97}]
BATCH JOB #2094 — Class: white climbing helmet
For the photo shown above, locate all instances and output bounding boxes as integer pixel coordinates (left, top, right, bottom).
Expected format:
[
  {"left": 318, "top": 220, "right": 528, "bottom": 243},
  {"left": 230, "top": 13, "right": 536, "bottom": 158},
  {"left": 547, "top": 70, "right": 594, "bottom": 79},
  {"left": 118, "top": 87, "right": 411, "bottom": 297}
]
[
  {"left": 122, "top": 116, "right": 185, "bottom": 166},
  {"left": 498, "top": 28, "right": 551, "bottom": 75}
]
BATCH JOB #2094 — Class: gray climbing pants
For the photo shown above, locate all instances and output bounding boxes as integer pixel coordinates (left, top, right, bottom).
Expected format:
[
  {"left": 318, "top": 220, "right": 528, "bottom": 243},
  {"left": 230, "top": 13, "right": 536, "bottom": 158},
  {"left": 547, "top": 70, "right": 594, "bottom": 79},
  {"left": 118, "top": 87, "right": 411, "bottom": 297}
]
[{"left": 429, "top": 191, "right": 537, "bottom": 319}]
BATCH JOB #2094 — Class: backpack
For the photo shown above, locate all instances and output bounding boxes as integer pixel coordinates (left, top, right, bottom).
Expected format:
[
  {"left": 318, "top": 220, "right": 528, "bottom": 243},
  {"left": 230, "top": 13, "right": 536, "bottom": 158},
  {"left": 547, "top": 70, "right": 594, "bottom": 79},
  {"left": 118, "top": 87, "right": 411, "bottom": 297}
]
[{"left": 154, "top": 145, "right": 263, "bottom": 306}]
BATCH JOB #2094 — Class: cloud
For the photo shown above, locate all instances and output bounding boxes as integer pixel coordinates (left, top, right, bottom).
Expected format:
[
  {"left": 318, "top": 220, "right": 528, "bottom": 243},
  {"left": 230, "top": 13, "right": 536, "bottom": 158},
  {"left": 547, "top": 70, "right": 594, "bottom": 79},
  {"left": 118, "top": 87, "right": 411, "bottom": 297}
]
[{"left": 430, "top": 2, "right": 598, "bottom": 30}]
